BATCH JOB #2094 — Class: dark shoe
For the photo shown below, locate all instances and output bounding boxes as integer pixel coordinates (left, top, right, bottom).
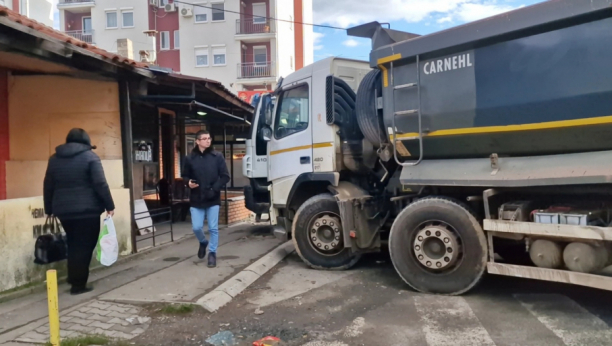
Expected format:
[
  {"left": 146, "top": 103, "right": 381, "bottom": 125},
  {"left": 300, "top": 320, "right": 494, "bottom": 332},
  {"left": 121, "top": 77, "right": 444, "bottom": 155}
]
[
  {"left": 198, "top": 240, "right": 209, "bottom": 259},
  {"left": 70, "top": 286, "right": 93, "bottom": 295},
  {"left": 208, "top": 252, "right": 217, "bottom": 268}
]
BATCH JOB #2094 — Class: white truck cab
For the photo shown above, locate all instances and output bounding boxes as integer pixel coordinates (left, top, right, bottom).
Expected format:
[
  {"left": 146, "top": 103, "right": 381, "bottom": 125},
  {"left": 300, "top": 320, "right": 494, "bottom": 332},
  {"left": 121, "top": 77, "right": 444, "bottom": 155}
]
[{"left": 243, "top": 57, "right": 371, "bottom": 234}]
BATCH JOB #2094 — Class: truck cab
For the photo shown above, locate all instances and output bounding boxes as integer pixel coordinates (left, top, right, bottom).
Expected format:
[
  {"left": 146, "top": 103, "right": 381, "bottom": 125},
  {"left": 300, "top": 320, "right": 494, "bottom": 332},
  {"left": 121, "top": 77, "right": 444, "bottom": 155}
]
[{"left": 242, "top": 57, "right": 372, "bottom": 228}]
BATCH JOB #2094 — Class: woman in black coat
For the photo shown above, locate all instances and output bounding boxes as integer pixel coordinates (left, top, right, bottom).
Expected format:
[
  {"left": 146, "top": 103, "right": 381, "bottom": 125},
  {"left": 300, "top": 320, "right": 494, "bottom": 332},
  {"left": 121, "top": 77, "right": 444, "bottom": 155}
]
[{"left": 43, "top": 128, "right": 115, "bottom": 295}]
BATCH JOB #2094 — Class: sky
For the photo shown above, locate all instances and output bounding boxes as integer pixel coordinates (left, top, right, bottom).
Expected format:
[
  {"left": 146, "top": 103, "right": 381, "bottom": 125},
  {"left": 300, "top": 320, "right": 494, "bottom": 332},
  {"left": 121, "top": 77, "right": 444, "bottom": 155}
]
[
  {"left": 52, "top": 0, "right": 548, "bottom": 61},
  {"left": 311, "top": 0, "right": 547, "bottom": 62}
]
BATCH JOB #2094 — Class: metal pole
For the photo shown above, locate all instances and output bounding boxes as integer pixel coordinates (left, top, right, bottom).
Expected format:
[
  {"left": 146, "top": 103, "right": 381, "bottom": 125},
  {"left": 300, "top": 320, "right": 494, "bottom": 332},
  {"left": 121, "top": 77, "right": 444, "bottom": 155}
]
[
  {"left": 224, "top": 124, "right": 229, "bottom": 226},
  {"left": 46, "top": 270, "right": 60, "bottom": 346},
  {"left": 119, "top": 81, "right": 136, "bottom": 254}
]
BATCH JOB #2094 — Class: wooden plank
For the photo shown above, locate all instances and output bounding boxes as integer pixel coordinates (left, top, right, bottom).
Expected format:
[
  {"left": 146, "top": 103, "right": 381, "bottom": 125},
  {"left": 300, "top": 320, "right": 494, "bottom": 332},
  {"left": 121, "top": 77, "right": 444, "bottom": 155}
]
[
  {"left": 487, "top": 262, "right": 612, "bottom": 291},
  {"left": 484, "top": 219, "right": 612, "bottom": 241}
]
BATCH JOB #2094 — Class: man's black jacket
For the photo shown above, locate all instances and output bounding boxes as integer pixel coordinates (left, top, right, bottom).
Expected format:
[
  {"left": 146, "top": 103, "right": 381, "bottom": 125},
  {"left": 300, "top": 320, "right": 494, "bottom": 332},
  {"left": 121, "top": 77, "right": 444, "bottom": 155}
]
[{"left": 182, "top": 147, "right": 230, "bottom": 209}]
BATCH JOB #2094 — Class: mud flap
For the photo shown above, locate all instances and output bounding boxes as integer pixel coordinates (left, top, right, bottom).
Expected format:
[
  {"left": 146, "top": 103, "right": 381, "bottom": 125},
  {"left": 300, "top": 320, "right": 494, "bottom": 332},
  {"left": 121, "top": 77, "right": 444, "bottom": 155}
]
[{"left": 328, "top": 182, "right": 387, "bottom": 253}]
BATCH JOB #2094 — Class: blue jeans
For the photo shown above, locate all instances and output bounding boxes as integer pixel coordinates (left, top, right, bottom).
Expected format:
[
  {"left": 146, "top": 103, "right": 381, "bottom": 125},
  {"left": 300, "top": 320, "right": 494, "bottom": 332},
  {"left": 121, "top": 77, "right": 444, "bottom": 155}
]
[{"left": 190, "top": 206, "right": 220, "bottom": 253}]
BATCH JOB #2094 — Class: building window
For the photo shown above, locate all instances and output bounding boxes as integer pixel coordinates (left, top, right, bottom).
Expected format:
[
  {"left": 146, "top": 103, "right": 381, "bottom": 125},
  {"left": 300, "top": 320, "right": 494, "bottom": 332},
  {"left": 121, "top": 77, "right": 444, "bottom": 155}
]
[
  {"left": 106, "top": 11, "right": 118, "bottom": 29},
  {"left": 195, "top": 47, "right": 209, "bottom": 67},
  {"left": 194, "top": 3, "right": 207, "bottom": 23},
  {"left": 122, "top": 11, "right": 134, "bottom": 28},
  {"left": 83, "top": 17, "right": 92, "bottom": 34},
  {"left": 253, "top": 3, "right": 266, "bottom": 24},
  {"left": 254, "top": 46, "right": 267, "bottom": 66},
  {"left": 213, "top": 46, "right": 226, "bottom": 66},
  {"left": 174, "top": 30, "right": 180, "bottom": 49},
  {"left": 212, "top": 3, "right": 225, "bottom": 21},
  {"left": 159, "top": 0, "right": 168, "bottom": 7},
  {"left": 160, "top": 31, "right": 170, "bottom": 50}
]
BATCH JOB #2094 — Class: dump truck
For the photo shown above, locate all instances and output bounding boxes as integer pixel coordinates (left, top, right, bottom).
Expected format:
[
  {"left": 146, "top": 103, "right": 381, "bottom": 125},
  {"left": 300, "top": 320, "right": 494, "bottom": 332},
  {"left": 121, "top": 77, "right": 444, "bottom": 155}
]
[{"left": 243, "top": 0, "right": 612, "bottom": 294}]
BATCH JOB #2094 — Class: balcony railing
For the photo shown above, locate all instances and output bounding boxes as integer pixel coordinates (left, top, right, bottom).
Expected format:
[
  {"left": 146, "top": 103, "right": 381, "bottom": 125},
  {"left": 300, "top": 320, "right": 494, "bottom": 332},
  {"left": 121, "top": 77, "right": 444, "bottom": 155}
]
[
  {"left": 64, "top": 30, "right": 94, "bottom": 44},
  {"left": 238, "top": 62, "right": 275, "bottom": 79},
  {"left": 236, "top": 19, "right": 275, "bottom": 35},
  {"left": 59, "top": 0, "right": 95, "bottom": 4}
]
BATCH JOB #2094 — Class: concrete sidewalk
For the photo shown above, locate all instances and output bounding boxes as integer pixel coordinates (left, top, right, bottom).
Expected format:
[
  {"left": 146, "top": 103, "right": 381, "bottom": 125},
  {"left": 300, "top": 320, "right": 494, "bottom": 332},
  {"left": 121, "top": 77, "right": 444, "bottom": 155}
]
[{"left": 0, "top": 221, "right": 283, "bottom": 345}]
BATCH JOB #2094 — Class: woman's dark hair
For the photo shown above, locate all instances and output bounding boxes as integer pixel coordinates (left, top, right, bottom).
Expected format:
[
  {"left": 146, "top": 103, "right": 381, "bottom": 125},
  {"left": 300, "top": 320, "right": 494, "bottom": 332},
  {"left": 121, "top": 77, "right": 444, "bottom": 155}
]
[{"left": 66, "top": 128, "right": 92, "bottom": 146}]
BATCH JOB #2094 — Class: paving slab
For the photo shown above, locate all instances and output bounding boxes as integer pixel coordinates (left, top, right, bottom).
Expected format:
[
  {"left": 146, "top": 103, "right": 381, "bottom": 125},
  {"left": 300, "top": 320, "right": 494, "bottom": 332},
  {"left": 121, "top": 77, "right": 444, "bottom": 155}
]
[
  {"left": 0, "top": 223, "right": 267, "bottom": 340},
  {"left": 13, "top": 300, "right": 149, "bottom": 344},
  {"left": 99, "top": 236, "right": 282, "bottom": 303}
]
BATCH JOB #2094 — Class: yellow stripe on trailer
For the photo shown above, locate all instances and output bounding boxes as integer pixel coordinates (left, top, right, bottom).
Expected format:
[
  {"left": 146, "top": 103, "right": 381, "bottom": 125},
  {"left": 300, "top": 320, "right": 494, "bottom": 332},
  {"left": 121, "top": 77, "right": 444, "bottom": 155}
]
[{"left": 392, "top": 115, "right": 612, "bottom": 140}]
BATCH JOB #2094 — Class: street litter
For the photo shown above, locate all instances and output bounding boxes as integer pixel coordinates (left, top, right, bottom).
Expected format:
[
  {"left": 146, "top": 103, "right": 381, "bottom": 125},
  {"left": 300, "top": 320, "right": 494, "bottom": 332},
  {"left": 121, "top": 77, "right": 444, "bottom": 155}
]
[
  {"left": 254, "top": 308, "right": 264, "bottom": 315},
  {"left": 206, "top": 331, "right": 237, "bottom": 346},
  {"left": 252, "top": 336, "right": 281, "bottom": 346}
]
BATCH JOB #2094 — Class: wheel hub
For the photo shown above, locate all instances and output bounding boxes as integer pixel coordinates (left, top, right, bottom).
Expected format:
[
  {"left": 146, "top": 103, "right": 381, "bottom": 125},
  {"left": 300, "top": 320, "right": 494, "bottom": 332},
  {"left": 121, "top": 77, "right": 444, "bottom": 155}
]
[
  {"left": 309, "top": 214, "right": 343, "bottom": 254},
  {"left": 413, "top": 223, "right": 459, "bottom": 270}
]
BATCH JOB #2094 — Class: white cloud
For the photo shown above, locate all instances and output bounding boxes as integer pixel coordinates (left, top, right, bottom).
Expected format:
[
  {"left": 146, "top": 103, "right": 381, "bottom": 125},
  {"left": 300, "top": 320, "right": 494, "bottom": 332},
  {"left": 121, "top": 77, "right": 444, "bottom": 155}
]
[
  {"left": 454, "top": 3, "right": 516, "bottom": 22},
  {"left": 437, "top": 16, "right": 453, "bottom": 24},
  {"left": 313, "top": 32, "right": 325, "bottom": 51},
  {"left": 313, "top": 0, "right": 522, "bottom": 28},
  {"left": 342, "top": 39, "right": 360, "bottom": 47}
]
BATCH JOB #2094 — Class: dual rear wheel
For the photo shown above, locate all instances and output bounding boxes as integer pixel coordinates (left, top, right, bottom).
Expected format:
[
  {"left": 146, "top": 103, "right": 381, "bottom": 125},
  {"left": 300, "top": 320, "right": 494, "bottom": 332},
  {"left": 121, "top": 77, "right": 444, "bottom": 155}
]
[{"left": 292, "top": 194, "right": 488, "bottom": 294}]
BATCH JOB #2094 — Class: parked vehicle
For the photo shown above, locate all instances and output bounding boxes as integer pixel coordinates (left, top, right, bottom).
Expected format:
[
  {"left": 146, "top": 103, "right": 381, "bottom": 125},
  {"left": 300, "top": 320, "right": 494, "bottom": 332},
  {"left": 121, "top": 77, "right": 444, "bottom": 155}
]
[{"left": 244, "top": 0, "right": 612, "bottom": 294}]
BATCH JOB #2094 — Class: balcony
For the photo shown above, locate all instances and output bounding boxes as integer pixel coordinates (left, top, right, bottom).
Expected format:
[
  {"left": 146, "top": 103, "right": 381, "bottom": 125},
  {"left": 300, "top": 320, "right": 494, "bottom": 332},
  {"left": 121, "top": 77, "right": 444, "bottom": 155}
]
[
  {"left": 237, "top": 62, "right": 275, "bottom": 79},
  {"left": 236, "top": 19, "right": 276, "bottom": 35},
  {"left": 64, "top": 30, "right": 94, "bottom": 44},
  {"left": 58, "top": 0, "right": 95, "bottom": 10}
]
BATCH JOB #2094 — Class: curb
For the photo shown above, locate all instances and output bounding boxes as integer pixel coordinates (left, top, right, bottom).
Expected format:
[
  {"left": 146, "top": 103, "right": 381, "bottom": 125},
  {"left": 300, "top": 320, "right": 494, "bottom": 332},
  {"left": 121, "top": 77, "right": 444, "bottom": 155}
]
[{"left": 197, "top": 241, "right": 294, "bottom": 312}]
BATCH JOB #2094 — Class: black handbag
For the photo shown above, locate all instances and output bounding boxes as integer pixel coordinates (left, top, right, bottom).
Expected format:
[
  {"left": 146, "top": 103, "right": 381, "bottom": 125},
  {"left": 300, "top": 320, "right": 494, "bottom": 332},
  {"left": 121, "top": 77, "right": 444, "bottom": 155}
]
[{"left": 34, "top": 217, "right": 67, "bottom": 265}]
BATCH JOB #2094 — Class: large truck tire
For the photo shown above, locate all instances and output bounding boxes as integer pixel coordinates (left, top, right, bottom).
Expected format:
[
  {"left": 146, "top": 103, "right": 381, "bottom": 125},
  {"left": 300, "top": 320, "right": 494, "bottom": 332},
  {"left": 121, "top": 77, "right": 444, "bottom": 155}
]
[
  {"left": 356, "top": 69, "right": 387, "bottom": 148},
  {"left": 292, "top": 194, "right": 361, "bottom": 270},
  {"left": 389, "top": 197, "right": 488, "bottom": 295}
]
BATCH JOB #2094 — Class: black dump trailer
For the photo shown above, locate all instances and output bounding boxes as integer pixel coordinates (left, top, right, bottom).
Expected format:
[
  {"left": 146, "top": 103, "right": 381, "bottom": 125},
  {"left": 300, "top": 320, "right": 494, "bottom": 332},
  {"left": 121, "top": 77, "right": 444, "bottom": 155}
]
[
  {"left": 338, "top": 0, "right": 612, "bottom": 295},
  {"left": 351, "top": 0, "right": 612, "bottom": 160}
]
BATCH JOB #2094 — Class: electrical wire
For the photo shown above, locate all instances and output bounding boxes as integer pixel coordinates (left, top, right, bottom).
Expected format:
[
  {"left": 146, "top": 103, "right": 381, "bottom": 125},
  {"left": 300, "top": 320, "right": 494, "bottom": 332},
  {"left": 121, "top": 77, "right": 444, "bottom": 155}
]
[{"left": 171, "top": 0, "right": 347, "bottom": 31}]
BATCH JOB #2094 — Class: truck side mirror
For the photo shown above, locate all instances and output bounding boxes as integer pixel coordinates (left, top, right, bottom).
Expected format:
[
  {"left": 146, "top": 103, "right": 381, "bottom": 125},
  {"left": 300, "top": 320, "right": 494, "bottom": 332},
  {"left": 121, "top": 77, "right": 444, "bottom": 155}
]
[{"left": 260, "top": 125, "right": 273, "bottom": 142}]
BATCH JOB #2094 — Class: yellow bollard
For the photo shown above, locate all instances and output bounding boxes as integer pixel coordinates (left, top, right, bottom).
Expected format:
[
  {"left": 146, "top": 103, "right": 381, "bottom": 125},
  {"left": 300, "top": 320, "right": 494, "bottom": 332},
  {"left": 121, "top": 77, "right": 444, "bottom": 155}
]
[{"left": 46, "top": 270, "right": 60, "bottom": 346}]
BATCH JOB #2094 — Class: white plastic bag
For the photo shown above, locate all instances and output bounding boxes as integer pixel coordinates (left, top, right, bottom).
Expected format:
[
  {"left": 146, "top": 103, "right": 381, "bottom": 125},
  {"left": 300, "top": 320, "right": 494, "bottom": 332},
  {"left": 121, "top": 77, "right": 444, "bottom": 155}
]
[{"left": 96, "top": 216, "right": 119, "bottom": 266}]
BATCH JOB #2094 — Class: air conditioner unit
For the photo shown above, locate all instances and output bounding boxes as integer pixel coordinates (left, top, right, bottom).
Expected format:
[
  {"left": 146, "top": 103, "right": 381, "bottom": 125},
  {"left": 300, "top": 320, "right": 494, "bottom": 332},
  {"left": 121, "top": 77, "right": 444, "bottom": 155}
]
[
  {"left": 149, "top": 0, "right": 158, "bottom": 6},
  {"left": 181, "top": 7, "right": 193, "bottom": 17},
  {"left": 165, "top": 3, "right": 177, "bottom": 12}
]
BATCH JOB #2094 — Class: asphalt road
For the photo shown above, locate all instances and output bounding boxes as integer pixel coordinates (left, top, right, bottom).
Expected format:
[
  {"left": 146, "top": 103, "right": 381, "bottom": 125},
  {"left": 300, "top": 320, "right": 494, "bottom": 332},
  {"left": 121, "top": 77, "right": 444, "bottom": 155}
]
[{"left": 136, "top": 250, "right": 612, "bottom": 346}]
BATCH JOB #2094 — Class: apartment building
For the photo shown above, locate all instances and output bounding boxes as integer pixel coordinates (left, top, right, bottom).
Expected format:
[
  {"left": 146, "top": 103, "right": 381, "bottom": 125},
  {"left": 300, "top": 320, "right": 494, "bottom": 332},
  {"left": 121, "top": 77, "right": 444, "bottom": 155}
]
[
  {"left": 178, "top": 0, "right": 313, "bottom": 93},
  {"left": 1, "top": 0, "right": 54, "bottom": 27},
  {"left": 58, "top": 0, "right": 156, "bottom": 61},
  {"left": 57, "top": 0, "right": 312, "bottom": 94}
]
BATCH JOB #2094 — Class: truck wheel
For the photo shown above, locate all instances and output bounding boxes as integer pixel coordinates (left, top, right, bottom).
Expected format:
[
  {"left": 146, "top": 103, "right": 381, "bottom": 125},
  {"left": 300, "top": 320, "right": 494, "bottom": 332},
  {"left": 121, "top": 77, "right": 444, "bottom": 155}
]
[
  {"left": 292, "top": 194, "right": 360, "bottom": 270},
  {"left": 389, "top": 197, "right": 487, "bottom": 295}
]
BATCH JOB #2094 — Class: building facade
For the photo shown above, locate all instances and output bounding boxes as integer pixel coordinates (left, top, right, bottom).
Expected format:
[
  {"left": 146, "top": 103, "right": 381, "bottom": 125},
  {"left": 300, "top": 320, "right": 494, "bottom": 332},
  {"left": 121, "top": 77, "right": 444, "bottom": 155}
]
[
  {"left": 1, "top": 0, "right": 54, "bottom": 26},
  {"left": 57, "top": 0, "right": 313, "bottom": 94}
]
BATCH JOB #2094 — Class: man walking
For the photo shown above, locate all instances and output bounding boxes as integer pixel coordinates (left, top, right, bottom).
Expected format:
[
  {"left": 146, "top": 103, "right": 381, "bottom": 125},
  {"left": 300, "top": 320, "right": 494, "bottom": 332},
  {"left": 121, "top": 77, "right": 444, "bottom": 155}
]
[{"left": 182, "top": 130, "right": 230, "bottom": 267}]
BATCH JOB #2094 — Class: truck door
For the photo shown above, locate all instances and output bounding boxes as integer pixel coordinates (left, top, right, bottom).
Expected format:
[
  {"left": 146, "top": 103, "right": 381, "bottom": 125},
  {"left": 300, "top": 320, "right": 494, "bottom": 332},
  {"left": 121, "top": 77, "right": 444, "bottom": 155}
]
[
  {"left": 244, "top": 93, "right": 273, "bottom": 179},
  {"left": 268, "top": 79, "right": 313, "bottom": 206}
]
